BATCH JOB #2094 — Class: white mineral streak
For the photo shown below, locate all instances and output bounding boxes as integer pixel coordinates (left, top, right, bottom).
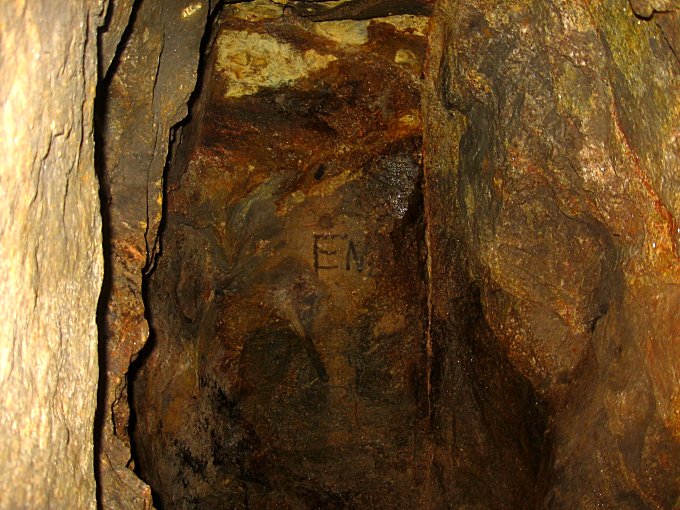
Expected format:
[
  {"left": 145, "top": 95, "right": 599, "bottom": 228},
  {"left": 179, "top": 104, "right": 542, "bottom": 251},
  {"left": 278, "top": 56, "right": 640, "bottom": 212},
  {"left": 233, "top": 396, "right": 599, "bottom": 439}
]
[{"left": 216, "top": 31, "right": 337, "bottom": 98}]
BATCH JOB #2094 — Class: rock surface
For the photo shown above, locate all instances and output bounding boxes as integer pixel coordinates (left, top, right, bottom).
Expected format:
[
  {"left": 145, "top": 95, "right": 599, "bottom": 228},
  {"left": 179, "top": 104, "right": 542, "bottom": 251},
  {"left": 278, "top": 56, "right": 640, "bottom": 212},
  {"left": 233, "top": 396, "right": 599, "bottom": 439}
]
[
  {"left": 425, "top": 0, "right": 680, "bottom": 507},
  {"left": 0, "top": 1, "right": 104, "bottom": 508},
  {"left": 90, "top": 0, "right": 680, "bottom": 507},
  {"left": 98, "top": 0, "right": 137, "bottom": 78},
  {"left": 96, "top": 0, "right": 214, "bottom": 507},
  {"left": 133, "top": 4, "right": 443, "bottom": 507}
]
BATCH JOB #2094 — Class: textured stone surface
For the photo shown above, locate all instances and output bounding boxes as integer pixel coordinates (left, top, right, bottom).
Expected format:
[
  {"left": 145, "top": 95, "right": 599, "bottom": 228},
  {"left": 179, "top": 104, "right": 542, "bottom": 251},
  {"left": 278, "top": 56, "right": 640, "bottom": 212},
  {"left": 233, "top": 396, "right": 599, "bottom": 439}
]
[
  {"left": 425, "top": 0, "right": 680, "bottom": 507},
  {"left": 133, "top": 5, "right": 443, "bottom": 508},
  {"left": 288, "top": 0, "right": 433, "bottom": 21},
  {"left": 0, "top": 1, "right": 104, "bottom": 508},
  {"left": 98, "top": 0, "right": 137, "bottom": 77},
  {"left": 96, "top": 0, "right": 213, "bottom": 507}
]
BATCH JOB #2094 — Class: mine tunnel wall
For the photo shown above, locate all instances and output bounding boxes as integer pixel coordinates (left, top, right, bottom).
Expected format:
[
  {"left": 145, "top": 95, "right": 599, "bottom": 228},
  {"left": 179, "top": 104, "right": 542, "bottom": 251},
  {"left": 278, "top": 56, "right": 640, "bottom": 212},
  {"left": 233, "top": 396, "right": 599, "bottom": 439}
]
[
  {"left": 0, "top": 0, "right": 679, "bottom": 508},
  {"left": 126, "top": 0, "right": 680, "bottom": 507},
  {"left": 132, "top": 6, "right": 437, "bottom": 507},
  {"left": 0, "top": 1, "right": 104, "bottom": 507},
  {"left": 130, "top": 0, "right": 675, "bottom": 508}
]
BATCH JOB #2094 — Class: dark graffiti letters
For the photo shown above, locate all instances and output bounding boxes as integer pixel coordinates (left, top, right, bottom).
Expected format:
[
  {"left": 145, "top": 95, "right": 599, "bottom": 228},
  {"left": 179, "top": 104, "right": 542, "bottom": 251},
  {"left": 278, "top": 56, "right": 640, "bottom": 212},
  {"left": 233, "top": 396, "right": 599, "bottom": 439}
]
[
  {"left": 313, "top": 233, "right": 345, "bottom": 273},
  {"left": 313, "top": 233, "right": 369, "bottom": 275},
  {"left": 345, "top": 240, "right": 363, "bottom": 272}
]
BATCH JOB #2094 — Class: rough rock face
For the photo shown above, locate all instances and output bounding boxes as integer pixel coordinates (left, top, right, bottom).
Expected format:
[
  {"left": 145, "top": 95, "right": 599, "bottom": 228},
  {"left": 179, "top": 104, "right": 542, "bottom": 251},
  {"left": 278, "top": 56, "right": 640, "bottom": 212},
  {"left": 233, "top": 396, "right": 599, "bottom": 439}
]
[
  {"left": 425, "top": 0, "right": 680, "bottom": 507},
  {"left": 131, "top": 2, "right": 556, "bottom": 507},
  {"left": 96, "top": 0, "right": 215, "bottom": 507},
  {"left": 0, "top": 1, "right": 104, "bottom": 508},
  {"left": 133, "top": 4, "right": 441, "bottom": 507},
  {"left": 98, "top": 0, "right": 137, "bottom": 78}
]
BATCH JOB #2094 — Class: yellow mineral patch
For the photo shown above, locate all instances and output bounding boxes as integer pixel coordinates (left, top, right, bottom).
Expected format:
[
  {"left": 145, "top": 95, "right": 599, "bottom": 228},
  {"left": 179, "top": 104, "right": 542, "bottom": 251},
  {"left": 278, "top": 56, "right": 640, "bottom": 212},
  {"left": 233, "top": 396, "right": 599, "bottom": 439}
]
[
  {"left": 398, "top": 113, "right": 420, "bottom": 128},
  {"left": 374, "top": 15, "right": 429, "bottom": 37},
  {"left": 314, "top": 20, "right": 370, "bottom": 46},
  {"left": 216, "top": 31, "right": 337, "bottom": 98},
  {"left": 181, "top": 2, "right": 202, "bottom": 18}
]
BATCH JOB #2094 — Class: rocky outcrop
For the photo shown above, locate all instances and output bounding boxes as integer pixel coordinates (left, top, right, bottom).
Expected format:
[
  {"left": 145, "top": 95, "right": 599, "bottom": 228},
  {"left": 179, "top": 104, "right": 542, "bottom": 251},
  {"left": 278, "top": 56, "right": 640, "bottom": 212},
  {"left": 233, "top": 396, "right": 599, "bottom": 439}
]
[
  {"left": 425, "top": 0, "right": 680, "bottom": 507},
  {"left": 629, "top": 0, "right": 680, "bottom": 18},
  {"left": 96, "top": 0, "right": 216, "bottom": 507},
  {"left": 0, "top": 1, "right": 104, "bottom": 508}
]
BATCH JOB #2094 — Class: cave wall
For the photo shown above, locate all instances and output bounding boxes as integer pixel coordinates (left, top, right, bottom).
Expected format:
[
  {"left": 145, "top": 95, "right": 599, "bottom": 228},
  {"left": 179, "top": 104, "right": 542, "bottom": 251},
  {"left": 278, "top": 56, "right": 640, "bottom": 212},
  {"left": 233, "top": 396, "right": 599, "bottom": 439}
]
[
  {"left": 425, "top": 0, "right": 680, "bottom": 507},
  {"left": 0, "top": 1, "right": 104, "bottom": 507},
  {"left": 128, "top": 1, "right": 556, "bottom": 508},
  {"left": 113, "top": 0, "right": 680, "bottom": 507}
]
